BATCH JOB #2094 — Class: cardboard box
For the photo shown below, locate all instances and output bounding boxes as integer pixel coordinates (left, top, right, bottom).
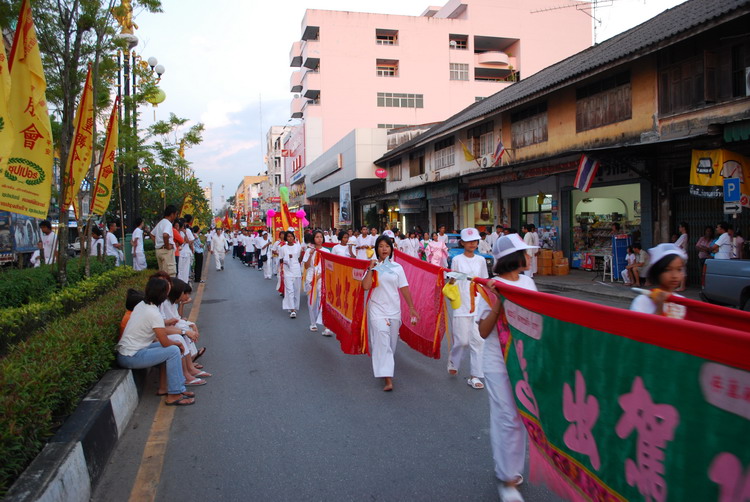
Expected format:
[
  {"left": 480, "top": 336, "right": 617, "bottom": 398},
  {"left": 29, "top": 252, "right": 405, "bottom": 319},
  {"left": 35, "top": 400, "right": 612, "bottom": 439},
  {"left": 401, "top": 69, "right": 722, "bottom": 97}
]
[
  {"left": 552, "top": 263, "right": 570, "bottom": 275},
  {"left": 539, "top": 257, "right": 553, "bottom": 267},
  {"left": 553, "top": 250, "right": 564, "bottom": 261},
  {"left": 554, "top": 257, "right": 569, "bottom": 265},
  {"left": 540, "top": 249, "right": 553, "bottom": 259},
  {"left": 539, "top": 265, "right": 553, "bottom": 276}
]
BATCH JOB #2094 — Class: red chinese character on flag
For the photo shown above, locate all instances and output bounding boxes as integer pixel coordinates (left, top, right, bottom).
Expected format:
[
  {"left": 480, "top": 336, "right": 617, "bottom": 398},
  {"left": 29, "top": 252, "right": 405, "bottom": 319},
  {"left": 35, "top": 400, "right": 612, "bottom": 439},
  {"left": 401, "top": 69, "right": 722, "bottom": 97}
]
[{"left": 20, "top": 124, "right": 43, "bottom": 149}]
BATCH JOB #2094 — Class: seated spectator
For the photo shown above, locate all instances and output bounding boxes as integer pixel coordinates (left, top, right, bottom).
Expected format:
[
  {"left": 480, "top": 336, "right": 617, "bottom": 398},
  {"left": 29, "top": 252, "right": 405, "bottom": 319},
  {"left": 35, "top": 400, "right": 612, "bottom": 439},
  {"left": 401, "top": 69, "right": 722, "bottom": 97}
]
[{"left": 116, "top": 276, "right": 194, "bottom": 406}]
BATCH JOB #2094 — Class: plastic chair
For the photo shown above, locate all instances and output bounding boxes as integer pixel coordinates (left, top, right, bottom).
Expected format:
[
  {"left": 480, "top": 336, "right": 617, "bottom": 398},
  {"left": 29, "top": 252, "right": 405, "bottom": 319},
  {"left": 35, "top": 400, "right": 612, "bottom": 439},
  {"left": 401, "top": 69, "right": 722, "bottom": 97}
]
[{"left": 602, "top": 254, "right": 614, "bottom": 282}]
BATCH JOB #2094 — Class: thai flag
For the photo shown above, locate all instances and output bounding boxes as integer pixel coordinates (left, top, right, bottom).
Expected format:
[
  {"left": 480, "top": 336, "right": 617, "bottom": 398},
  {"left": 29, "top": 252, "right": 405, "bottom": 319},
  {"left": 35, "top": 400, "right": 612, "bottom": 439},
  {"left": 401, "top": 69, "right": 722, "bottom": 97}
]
[
  {"left": 574, "top": 154, "right": 600, "bottom": 192},
  {"left": 491, "top": 139, "right": 505, "bottom": 166}
]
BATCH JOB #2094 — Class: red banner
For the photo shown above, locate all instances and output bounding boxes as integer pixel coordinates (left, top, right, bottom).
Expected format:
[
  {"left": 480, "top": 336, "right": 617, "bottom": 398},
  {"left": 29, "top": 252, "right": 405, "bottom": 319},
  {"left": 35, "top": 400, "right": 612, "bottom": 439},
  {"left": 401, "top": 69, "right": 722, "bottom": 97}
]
[
  {"left": 320, "top": 252, "right": 369, "bottom": 355},
  {"left": 393, "top": 250, "right": 447, "bottom": 359}
]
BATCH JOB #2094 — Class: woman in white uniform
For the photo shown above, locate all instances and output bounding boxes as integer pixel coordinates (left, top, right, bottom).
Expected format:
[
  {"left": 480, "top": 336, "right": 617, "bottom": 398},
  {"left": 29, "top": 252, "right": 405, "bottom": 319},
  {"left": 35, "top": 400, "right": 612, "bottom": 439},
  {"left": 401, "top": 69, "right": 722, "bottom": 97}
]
[
  {"left": 271, "top": 230, "right": 284, "bottom": 277},
  {"left": 259, "top": 231, "right": 272, "bottom": 279},
  {"left": 280, "top": 231, "right": 303, "bottom": 318},
  {"left": 476, "top": 233, "right": 538, "bottom": 502},
  {"left": 361, "top": 235, "right": 419, "bottom": 392},
  {"left": 303, "top": 230, "right": 332, "bottom": 335},
  {"left": 331, "top": 231, "right": 355, "bottom": 258},
  {"left": 629, "top": 243, "right": 687, "bottom": 319}
]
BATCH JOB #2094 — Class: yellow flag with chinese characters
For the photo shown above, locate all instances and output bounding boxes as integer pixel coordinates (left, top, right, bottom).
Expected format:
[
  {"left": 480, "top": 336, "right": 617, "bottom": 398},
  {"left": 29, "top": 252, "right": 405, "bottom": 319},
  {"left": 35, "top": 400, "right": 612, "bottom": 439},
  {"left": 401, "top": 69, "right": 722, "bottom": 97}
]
[
  {"left": 91, "top": 97, "right": 119, "bottom": 215},
  {"left": 1, "top": 0, "right": 53, "bottom": 219},
  {"left": 64, "top": 63, "right": 94, "bottom": 211},
  {"left": 0, "top": 38, "right": 14, "bottom": 179}
]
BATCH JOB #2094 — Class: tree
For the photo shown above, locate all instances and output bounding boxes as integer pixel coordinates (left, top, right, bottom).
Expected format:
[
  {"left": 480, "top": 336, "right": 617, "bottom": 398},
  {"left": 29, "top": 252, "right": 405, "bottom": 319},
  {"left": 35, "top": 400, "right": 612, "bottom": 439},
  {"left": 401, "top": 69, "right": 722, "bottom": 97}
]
[{"left": 1, "top": 0, "right": 162, "bottom": 285}]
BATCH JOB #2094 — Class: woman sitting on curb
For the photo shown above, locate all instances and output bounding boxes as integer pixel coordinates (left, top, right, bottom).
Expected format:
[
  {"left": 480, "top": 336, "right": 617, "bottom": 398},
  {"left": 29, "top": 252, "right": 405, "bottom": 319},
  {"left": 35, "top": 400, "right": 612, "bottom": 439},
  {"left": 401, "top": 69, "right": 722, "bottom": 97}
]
[{"left": 116, "top": 276, "right": 195, "bottom": 406}]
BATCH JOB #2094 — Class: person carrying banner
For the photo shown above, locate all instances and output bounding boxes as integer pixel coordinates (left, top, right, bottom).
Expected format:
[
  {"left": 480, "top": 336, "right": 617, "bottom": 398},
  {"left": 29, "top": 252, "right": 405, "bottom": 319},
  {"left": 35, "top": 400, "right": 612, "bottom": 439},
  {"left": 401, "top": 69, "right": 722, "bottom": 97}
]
[
  {"left": 447, "top": 228, "right": 488, "bottom": 390},
  {"left": 272, "top": 230, "right": 284, "bottom": 277},
  {"left": 476, "top": 233, "right": 538, "bottom": 502},
  {"left": 303, "top": 229, "right": 332, "bottom": 335},
  {"left": 259, "top": 231, "right": 272, "bottom": 279},
  {"left": 362, "top": 235, "right": 419, "bottom": 392},
  {"left": 630, "top": 243, "right": 687, "bottom": 319},
  {"left": 280, "top": 231, "right": 303, "bottom": 318}
]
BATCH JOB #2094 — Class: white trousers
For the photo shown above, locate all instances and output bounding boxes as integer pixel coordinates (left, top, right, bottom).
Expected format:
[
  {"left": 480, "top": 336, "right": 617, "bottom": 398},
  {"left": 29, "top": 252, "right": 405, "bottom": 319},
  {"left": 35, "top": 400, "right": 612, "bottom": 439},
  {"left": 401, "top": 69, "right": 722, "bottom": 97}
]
[
  {"left": 621, "top": 268, "right": 631, "bottom": 283},
  {"left": 485, "top": 366, "right": 527, "bottom": 483},
  {"left": 282, "top": 276, "right": 302, "bottom": 311},
  {"left": 177, "top": 253, "right": 192, "bottom": 283},
  {"left": 272, "top": 256, "right": 280, "bottom": 275},
  {"left": 214, "top": 251, "right": 225, "bottom": 270},
  {"left": 167, "top": 334, "right": 189, "bottom": 356},
  {"left": 368, "top": 316, "right": 401, "bottom": 378},
  {"left": 263, "top": 256, "right": 272, "bottom": 279},
  {"left": 133, "top": 251, "right": 147, "bottom": 271},
  {"left": 176, "top": 320, "right": 197, "bottom": 356},
  {"left": 449, "top": 316, "right": 485, "bottom": 377},
  {"left": 307, "top": 280, "right": 322, "bottom": 326}
]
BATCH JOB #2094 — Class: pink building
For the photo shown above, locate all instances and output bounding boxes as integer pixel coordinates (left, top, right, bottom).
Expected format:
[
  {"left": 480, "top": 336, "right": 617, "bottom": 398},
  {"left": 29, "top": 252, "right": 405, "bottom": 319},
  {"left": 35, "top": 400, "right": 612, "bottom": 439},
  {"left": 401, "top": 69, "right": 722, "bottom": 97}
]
[{"left": 287, "top": 0, "right": 592, "bottom": 227}]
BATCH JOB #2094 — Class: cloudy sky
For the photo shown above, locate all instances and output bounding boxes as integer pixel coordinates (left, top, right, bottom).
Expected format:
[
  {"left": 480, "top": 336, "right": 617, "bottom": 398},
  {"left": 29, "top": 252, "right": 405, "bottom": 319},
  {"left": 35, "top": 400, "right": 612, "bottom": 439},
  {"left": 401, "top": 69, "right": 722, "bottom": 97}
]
[{"left": 133, "top": 0, "right": 686, "bottom": 205}]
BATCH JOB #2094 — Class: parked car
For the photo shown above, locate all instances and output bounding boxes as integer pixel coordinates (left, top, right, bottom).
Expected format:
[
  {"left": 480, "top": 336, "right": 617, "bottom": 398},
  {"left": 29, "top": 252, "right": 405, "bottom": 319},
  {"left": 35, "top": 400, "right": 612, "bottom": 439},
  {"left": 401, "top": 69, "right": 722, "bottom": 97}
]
[
  {"left": 701, "top": 258, "right": 750, "bottom": 310},
  {"left": 0, "top": 210, "right": 42, "bottom": 267},
  {"left": 445, "top": 233, "right": 494, "bottom": 277}
]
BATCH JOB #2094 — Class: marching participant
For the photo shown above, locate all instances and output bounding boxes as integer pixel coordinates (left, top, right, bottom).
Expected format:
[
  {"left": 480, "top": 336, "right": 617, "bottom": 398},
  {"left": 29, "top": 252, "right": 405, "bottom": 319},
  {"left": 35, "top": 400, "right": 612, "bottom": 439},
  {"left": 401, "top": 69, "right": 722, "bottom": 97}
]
[
  {"left": 259, "top": 230, "right": 273, "bottom": 279},
  {"left": 361, "top": 235, "right": 419, "bottom": 392},
  {"left": 303, "top": 230, "right": 332, "bottom": 335},
  {"left": 447, "top": 228, "right": 488, "bottom": 390},
  {"left": 630, "top": 243, "right": 687, "bottom": 318},
  {"left": 332, "top": 231, "right": 355, "bottom": 258},
  {"left": 272, "top": 229, "right": 284, "bottom": 277},
  {"left": 209, "top": 227, "right": 228, "bottom": 271},
  {"left": 476, "top": 234, "right": 538, "bottom": 502},
  {"left": 280, "top": 230, "right": 303, "bottom": 318},
  {"left": 355, "top": 225, "right": 371, "bottom": 260},
  {"left": 131, "top": 218, "right": 147, "bottom": 271}
]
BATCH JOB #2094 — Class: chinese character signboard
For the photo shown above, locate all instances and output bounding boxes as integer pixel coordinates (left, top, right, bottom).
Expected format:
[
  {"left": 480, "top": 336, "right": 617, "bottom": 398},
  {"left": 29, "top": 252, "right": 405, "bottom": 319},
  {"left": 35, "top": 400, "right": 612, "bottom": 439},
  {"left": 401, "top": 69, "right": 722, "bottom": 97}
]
[{"left": 479, "top": 279, "right": 750, "bottom": 502}]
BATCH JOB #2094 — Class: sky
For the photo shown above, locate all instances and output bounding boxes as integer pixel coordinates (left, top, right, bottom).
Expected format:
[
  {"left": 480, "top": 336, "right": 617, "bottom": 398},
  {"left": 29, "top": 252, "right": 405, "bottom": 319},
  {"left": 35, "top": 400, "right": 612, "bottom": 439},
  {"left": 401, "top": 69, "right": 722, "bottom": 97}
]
[{"left": 133, "top": 0, "right": 687, "bottom": 206}]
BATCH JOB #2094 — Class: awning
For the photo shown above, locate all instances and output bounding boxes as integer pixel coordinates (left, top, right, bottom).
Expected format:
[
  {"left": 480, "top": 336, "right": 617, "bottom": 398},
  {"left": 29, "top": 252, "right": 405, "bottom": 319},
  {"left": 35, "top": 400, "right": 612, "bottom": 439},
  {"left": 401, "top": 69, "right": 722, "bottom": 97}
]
[{"left": 725, "top": 121, "right": 750, "bottom": 143}]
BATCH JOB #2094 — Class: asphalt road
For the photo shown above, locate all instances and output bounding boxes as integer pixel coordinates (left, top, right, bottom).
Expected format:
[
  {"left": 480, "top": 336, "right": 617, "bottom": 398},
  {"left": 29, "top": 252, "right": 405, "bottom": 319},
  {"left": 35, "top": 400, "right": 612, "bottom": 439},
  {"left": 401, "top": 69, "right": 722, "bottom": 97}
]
[{"left": 94, "top": 256, "right": 573, "bottom": 502}]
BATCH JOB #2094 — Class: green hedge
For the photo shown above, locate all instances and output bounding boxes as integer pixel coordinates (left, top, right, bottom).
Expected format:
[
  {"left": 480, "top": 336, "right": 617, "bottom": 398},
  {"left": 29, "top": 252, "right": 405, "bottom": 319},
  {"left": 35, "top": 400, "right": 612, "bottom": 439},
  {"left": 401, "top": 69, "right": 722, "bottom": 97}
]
[
  {"left": 0, "top": 266, "right": 136, "bottom": 356},
  {"left": 0, "top": 257, "right": 116, "bottom": 309},
  {"left": 0, "top": 270, "right": 151, "bottom": 497}
]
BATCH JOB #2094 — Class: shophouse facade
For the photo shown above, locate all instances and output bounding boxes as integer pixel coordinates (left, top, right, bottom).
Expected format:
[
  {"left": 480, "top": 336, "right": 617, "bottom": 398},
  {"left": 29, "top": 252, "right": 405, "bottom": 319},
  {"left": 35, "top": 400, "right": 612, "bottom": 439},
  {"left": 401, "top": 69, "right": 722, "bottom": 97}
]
[
  {"left": 286, "top": 0, "right": 592, "bottom": 227},
  {"left": 376, "top": 0, "right": 750, "bottom": 282},
  {"left": 234, "top": 175, "right": 269, "bottom": 224}
]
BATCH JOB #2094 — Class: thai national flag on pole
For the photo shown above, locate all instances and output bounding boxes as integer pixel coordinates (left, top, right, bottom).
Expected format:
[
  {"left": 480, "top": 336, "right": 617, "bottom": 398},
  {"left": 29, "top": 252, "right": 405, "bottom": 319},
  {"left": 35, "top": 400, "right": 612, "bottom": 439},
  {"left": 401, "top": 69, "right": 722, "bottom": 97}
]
[
  {"left": 491, "top": 139, "right": 505, "bottom": 166},
  {"left": 574, "top": 154, "right": 600, "bottom": 192}
]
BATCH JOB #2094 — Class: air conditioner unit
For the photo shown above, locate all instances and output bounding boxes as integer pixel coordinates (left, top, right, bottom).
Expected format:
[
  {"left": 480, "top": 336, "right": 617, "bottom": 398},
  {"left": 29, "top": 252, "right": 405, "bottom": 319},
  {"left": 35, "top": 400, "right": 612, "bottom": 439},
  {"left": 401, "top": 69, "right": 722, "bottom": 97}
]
[{"left": 480, "top": 154, "right": 494, "bottom": 168}]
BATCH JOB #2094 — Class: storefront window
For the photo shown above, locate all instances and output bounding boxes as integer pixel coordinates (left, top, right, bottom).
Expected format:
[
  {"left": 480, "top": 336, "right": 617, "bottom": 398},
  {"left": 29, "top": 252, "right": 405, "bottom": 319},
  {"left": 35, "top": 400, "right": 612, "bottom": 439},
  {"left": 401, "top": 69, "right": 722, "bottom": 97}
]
[
  {"left": 571, "top": 183, "right": 641, "bottom": 253},
  {"left": 461, "top": 188, "right": 495, "bottom": 232},
  {"left": 521, "top": 194, "right": 553, "bottom": 228},
  {"left": 362, "top": 203, "right": 379, "bottom": 229}
]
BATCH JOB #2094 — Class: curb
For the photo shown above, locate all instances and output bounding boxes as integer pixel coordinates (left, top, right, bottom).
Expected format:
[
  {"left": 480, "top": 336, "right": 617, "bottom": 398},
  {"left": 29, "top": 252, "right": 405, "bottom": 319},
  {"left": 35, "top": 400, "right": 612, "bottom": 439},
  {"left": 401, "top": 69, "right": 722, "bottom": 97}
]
[{"left": 5, "top": 368, "right": 148, "bottom": 502}]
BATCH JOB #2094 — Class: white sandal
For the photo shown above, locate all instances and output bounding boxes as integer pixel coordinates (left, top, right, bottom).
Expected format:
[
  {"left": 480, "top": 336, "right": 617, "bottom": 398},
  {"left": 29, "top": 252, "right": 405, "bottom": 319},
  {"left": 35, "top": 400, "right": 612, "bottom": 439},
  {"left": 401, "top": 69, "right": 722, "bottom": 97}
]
[
  {"left": 309, "top": 324, "right": 318, "bottom": 331},
  {"left": 467, "top": 377, "right": 485, "bottom": 389},
  {"left": 499, "top": 485, "right": 524, "bottom": 502}
]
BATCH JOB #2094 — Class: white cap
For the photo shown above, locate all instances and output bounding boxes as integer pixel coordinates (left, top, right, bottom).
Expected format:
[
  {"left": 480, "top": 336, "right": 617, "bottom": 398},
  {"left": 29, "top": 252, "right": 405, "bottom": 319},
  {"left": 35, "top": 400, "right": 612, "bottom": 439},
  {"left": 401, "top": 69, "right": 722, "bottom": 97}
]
[
  {"left": 460, "top": 227, "right": 481, "bottom": 242},
  {"left": 262, "top": 230, "right": 268, "bottom": 235},
  {"left": 647, "top": 243, "right": 687, "bottom": 267},
  {"left": 287, "top": 227, "right": 296, "bottom": 232},
  {"left": 493, "top": 233, "right": 538, "bottom": 260},
  {"left": 383, "top": 229, "right": 395, "bottom": 238}
]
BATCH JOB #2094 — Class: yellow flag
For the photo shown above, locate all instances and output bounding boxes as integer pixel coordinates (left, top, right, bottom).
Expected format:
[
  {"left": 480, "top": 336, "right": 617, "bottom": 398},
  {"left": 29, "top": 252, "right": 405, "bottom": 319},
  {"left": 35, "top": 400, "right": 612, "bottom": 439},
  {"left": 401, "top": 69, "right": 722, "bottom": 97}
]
[
  {"left": 64, "top": 63, "right": 94, "bottom": 210},
  {"left": 461, "top": 140, "right": 476, "bottom": 162},
  {"left": 91, "top": 97, "right": 119, "bottom": 215},
  {"left": 0, "top": 38, "right": 14, "bottom": 178},
  {"left": 1, "top": 0, "right": 53, "bottom": 219}
]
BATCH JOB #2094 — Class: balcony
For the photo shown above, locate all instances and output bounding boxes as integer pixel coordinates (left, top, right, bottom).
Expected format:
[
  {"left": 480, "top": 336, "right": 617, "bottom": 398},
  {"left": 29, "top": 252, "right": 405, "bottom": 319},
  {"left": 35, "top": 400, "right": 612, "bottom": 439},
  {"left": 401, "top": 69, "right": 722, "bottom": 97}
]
[
  {"left": 302, "top": 25, "right": 319, "bottom": 41},
  {"left": 475, "top": 51, "right": 510, "bottom": 66},
  {"left": 291, "top": 96, "right": 306, "bottom": 118},
  {"left": 289, "top": 41, "right": 302, "bottom": 67},
  {"left": 290, "top": 71, "right": 303, "bottom": 93},
  {"left": 302, "top": 39, "right": 320, "bottom": 70},
  {"left": 302, "top": 71, "right": 320, "bottom": 99}
]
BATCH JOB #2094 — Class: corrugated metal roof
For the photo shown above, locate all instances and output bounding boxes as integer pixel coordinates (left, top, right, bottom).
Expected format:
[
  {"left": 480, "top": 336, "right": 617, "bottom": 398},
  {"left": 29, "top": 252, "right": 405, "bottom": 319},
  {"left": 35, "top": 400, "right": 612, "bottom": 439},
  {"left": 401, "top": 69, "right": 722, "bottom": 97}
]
[{"left": 378, "top": 0, "right": 750, "bottom": 163}]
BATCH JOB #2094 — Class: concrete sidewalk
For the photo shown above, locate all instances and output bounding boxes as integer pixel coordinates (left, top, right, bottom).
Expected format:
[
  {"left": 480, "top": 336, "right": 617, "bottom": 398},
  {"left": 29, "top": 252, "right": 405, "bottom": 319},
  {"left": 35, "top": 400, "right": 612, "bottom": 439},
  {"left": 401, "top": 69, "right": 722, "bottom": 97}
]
[{"left": 534, "top": 269, "right": 702, "bottom": 302}]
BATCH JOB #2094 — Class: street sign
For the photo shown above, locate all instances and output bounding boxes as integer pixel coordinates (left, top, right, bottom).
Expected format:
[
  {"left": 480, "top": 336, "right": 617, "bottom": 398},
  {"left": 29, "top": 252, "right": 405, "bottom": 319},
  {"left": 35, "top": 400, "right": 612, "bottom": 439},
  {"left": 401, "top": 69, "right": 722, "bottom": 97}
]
[
  {"left": 723, "top": 202, "right": 742, "bottom": 214},
  {"left": 724, "top": 178, "right": 741, "bottom": 202}
]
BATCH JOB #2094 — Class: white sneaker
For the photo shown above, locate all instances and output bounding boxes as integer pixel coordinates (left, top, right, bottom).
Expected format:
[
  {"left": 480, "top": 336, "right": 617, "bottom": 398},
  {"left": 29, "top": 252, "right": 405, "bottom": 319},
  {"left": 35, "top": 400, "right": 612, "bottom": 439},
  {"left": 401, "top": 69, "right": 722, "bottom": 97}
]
[
  {"left": 309, "top": 324, "right": 318, "bottom": 331},
  {"left": 498, "top": 485, "right": 524, "bottom": 502},
  {"left": 290, "top": 311, "right": 297, "bottom": 319},
  {"left": 322, "top": 328, "right": 333, "bottom": 337}
]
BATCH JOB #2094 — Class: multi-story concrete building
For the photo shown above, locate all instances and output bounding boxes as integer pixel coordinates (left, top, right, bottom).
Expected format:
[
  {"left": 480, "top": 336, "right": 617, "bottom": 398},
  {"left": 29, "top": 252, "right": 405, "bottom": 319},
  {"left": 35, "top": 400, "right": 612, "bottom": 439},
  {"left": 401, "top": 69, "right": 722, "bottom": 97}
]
[
  {"left": 286, "top": 0, "right": 592, "bottom": 228},
  {"left": 235, "top": 175, "right": 268, "bottom": 223}
]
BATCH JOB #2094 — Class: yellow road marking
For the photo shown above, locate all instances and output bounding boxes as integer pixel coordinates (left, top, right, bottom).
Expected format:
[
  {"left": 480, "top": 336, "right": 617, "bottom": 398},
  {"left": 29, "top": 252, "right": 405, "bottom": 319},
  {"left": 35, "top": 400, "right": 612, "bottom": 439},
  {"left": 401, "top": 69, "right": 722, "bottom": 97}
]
[{"left": 127, "top": 265, "right": 208, "bottom": 502}]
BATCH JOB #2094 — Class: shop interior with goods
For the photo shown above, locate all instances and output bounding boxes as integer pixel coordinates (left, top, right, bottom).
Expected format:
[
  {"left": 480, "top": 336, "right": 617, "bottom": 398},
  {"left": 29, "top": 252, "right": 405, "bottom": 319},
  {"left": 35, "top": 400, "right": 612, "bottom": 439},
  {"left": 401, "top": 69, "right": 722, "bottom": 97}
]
[{"left": 570, "top": 183, "right": 641, "bottom": 276}]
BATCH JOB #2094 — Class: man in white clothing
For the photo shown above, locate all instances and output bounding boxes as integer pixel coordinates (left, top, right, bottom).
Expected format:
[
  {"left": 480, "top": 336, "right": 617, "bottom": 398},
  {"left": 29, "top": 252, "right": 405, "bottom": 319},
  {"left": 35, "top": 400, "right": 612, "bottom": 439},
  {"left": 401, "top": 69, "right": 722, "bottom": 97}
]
[
  {"left": 151, "top": 205, "right": 177, "bottom": 277},
  {"left": 131, "top": 218, "right": 147, "bottom": 271},
  {"left": 712, "top": 221, "right": 733, "bottom": 259},
  {"left": 106, "top": 221, "right": 124, "bottom": 266},
  {"left": 487, "top": 225, "right": 503, "bottom": 249},
  {"left": 522, "top": 224, "right": 539, "bottom": 277},
  {"left": 437, "top": 225, "right": 449, "bottom": 245},
  {"left": 210, "top": 227, "right": 228, "bottom": 270},
  {"left": 38, "top": 220, "right": 58, "bottom": 265}
]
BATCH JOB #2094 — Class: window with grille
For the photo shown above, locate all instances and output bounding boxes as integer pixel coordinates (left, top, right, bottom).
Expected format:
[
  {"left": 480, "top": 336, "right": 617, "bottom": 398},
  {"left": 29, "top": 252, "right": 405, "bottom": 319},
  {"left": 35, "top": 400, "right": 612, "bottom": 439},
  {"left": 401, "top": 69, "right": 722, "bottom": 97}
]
[
  {"left": 377, "top": 92, "right": 424, "bottom": 108},
  {"left": 450, "top": 63, "right": 469, "bottom": 81},
  {"left": 376, "top": 59, "right": 398, "bottom": 77},
  {"left": 449, "top": 34, "right": 468, "bottom": 50},
  {"left": 466, "top": 121, "right": 494, "bottom": 157},
  {"left": 434, "top": 137, "right": 455, "bottom": 170},
  {"left": 511, "top": 103, "right": 548, "bottom": 149}
]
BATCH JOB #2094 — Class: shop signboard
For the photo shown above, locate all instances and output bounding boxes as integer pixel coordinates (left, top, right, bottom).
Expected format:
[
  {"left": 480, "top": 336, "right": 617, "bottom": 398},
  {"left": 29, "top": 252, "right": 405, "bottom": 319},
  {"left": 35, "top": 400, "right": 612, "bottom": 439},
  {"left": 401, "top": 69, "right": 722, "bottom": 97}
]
[
  {"left": 463, "top": 188, "right": 496, "bottom": 202},
  {"left": 551, "top": 199, "right": 559, "bottom": 221},
  {"left": 690, "top": 149, "right": 750, "bottom": 208},
  {"left": 339, "top": 182, "right": 352, "bottom": 225}
]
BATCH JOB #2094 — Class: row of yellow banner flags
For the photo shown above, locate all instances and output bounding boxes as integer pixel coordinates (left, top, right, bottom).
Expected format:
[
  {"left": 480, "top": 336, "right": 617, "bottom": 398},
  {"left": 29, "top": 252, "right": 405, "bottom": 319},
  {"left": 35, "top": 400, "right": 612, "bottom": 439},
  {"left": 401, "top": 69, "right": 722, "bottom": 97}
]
[{"left": 0, "top": 0, "right": 119, "bottom": 220}]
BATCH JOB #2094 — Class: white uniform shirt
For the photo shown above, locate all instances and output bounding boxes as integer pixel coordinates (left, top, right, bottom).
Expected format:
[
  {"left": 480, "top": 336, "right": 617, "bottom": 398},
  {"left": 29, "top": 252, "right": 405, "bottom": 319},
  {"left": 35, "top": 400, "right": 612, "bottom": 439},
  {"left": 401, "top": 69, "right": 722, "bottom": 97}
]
[
  {"left": 332, "top": 243, "right": 351, "bottom": 257},
  {"left": 182, "top": 228, "right": 194, "bottom": 256},
  {"left": 152, "top": 218, "right": 174, "bottom": 248},
  {"left": 451, "top": 253, "right": 489, "bottom": 317},
  {"left": 357, "top": 234, "right": 375, "bottom": 260},
  {"left": 132, "top": 227, "right": 145, "bottom": 254},
  {"left": 674, "top": 233, "right": 688, "bottom": 252},
  {"left": 30, "top": 250, "right": 41, "bottom": 267},
  {"left": 258, "top": 237, "right": 270, "bottom": 256},
  {"left": 478, "top": 239, "right": 492, "bottom": 255},
  {"left": 368, "top": 261, "right": 409, "bottom": 319},
  {"left": 437, "top": 233, "right": 449, "bottom": 245},
  {"left": 40, "top": 230, "right": 57, "bottom": 264},
  {"left": 117, "top": 302, "right": 165, "bottom": 356},
  {"left": 212, "top": 233, "right": 228, "bottom": 253},
  {"left": 476, "top": 274, "right": 537, "bottom": 373},
  {"left": 106, "top": 232, "right": 119, "bottom": 257},
  {"left": 91, "top": 237, "right": 104, "bottom": 255},
  {"left": 714, "top": 233, "right": 732, "bottom": 259},
  {"left": 282, "top": 242, "right": 303, "bottom": 277},
  {"left": 630, "top": 293, "right": 686, "bottom": 319}
]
